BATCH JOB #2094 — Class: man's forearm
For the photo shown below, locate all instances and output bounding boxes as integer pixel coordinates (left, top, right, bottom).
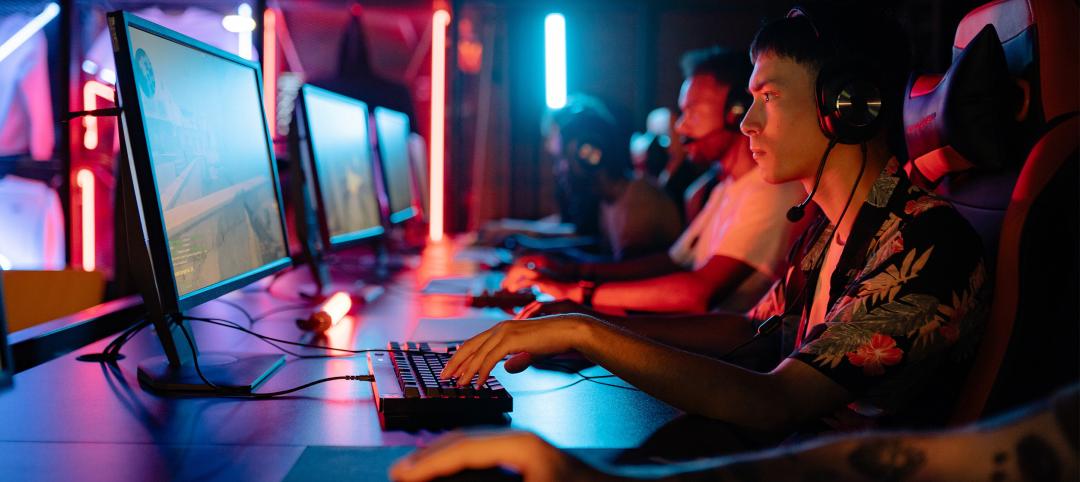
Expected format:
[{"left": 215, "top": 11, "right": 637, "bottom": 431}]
[
  {"left": 575, "top": 317, "right": 793, "bottom": 430},
  {"left": 653, "top": 388, "right": 1079, "bottom": 482},
  {"left": 584, "top": 252, "right": 682, "bottom": 281},
  {"left": 593, "top": 272, "right": 714, "bottom": 313},
  {"left": 599, "top": 311, "right": 756, "bottom": 358}
]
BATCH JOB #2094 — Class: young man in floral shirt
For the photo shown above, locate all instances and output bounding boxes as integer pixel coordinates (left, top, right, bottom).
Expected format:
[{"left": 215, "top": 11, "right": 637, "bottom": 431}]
[{"left": 433, "top": 3, "right": 987, "bottom": 438}]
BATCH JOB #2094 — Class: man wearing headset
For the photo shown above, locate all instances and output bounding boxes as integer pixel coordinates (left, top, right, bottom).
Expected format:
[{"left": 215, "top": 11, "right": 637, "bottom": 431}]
[
  {"left": 504, "top": 47, "right": 808, "bottom": 314},
  {"left": 396, "top": 3, "right": 989, "bottom": 477}
]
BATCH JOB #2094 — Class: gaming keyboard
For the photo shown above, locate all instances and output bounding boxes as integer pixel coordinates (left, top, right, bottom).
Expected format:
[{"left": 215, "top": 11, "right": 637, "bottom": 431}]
[{"left": 367, "top": 342, "right": 512, "bottom": 426}]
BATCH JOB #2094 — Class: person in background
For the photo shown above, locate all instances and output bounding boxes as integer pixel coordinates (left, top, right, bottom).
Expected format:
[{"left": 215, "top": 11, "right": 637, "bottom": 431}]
[
  {"left": 500, "top": 97, "right": 682, "bottom": 262},
  {"left": 504, "top": 47, "right": 808, "bottom": 314}
]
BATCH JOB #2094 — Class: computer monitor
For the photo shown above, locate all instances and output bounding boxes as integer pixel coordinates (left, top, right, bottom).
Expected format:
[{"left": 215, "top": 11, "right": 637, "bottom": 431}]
[
  {"left": 373, "top": 107, "right": 417, "bottom": 224},
  {"left": 407, "top": 133, "right": 430, "bottom": 221},
  {"left": 296, "top": 85, "right": 384, "bottom": 248},
  {"left": 109, "top": 11, "right": 290, "bottom": 392}
]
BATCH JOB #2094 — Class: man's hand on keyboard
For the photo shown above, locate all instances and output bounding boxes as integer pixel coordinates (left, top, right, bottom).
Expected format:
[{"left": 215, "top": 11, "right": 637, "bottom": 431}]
[
  {"left": 439, "top": 315, "right": 596, "bottom": 388},
  {"left": 501, "top": 263, "right": 543, "bottom": 292}
]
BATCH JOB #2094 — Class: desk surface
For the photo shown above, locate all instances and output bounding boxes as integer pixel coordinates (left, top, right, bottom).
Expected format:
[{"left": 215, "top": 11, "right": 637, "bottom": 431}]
[{"left": 0, "top": 242, "right": 681, "bottom": 480}]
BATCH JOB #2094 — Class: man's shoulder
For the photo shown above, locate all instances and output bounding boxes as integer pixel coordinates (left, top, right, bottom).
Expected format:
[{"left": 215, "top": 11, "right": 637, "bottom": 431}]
[{"left": 896, "top": 190, "right": 983, "bottom": 249}]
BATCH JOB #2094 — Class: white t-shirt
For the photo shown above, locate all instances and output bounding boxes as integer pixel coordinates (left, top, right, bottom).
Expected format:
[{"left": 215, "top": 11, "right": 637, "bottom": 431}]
[
  {"left": 669, "top": 167, "right": 807, "bottom": 311},
  {"left": 0, "top": 175, "right": 64, "bottom": 270}
]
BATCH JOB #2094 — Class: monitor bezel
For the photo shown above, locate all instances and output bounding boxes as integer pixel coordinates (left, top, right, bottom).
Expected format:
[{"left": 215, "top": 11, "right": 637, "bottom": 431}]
[
  {"left": 297, "top": 84, "right": 385, "bottom": 250},
  {"left": 110, "top": 12, "right": 291, "bottom": 314},
  {"left": 372, "top": 106, "right": 418, "bottom": 225}
]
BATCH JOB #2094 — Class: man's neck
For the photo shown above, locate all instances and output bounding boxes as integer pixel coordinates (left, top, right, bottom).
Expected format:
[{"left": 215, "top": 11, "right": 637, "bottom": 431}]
[
  {"left": 718, "top": 135, "right": 755, "bottom": 181},
  {"left": 809, "top": 141, "right": 891, "bottom": 242}
]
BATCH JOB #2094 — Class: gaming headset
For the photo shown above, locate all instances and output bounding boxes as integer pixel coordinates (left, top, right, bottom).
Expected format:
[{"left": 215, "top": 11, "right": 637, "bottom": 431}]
[{"left": 786, "top": 2, "right": 886, "bottom": 222}]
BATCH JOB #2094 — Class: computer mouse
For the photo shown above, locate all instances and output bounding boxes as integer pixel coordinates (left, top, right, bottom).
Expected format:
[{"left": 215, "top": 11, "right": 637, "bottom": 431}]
[{"left": 430, "top": 467, "right": 523, "bottom": 482}]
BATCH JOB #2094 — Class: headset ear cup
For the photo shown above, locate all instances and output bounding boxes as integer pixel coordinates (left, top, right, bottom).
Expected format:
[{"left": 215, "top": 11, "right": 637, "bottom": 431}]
[{"left": 816, "top": 64, "right": 883, "bottom": 144}]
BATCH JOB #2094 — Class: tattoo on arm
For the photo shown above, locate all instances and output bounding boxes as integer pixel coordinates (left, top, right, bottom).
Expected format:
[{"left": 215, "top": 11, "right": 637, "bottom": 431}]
[
  {"left": 847, "top": 439, "right": 926, "bottom": 482},
  {"left": 1016, "top": 434, "right": 1061, "bottom": 481}
]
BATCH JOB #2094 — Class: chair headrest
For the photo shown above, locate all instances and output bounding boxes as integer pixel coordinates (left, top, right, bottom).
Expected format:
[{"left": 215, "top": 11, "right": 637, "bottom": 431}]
[
  {"left": 954, "top": 0, "right": 1078, "bottom": 125},
  {"left": 904, "top": 24, "right": 1022, "bottom": 184}
]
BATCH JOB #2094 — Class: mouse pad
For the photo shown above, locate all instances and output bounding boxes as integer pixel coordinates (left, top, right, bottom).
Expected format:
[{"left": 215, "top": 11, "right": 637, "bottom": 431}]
[
  {"left": 284, "top": 446, "right": 623, "bottom": 481},
  {"left": 284, "top": 446, "right": 412, "bottom": 482}
]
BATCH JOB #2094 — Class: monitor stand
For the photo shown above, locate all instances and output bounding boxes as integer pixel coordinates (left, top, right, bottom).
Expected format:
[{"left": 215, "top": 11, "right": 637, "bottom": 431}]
[{"left": 116, "top": 122, "right": 284, "bottom": 395}]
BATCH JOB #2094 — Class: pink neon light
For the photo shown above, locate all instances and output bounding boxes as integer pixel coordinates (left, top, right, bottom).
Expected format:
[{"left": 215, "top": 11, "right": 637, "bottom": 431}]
[
  {"left": 76, "top": 169, "right": 95, "bottom": 271},
  {"left": 82, "top": 80, "right": 114, "bottom": 150},
  {"left": 263, "top": 8, "right": 277, "bottom": 137},
  {"left": 429, "top": 10, "right": 450, "bottom": 242}
]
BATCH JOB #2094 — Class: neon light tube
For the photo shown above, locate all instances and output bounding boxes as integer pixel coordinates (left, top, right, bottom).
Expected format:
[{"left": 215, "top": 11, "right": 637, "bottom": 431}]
[
  {"left": 222, "top": 3, "right": 255, "bottom": 60},
  {"left": 263, "top": 8, "right": 277, "bottom": 136},
  {"left": 82, "top": 80, "right": 115, "bottom": 150},
  {"left": 0, "top": 3, "right": 59, "bottom": 64},
  {"left": 544, "top": 13, "right": 566, "bottom": 109},
  {"left": 76, "top": 169, "right": 95, "bottom": 271},
  {"left": 429, "top": 10, "right": 450, "bottom": 242}
]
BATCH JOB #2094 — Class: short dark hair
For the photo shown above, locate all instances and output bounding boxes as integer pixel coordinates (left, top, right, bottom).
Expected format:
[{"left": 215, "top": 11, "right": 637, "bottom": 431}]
[
  {"left": 749, "top": 2, "right": 911, "bottom": 156},
  {"left": 680, "top": 46, "right": 752, "bottom": 93}
]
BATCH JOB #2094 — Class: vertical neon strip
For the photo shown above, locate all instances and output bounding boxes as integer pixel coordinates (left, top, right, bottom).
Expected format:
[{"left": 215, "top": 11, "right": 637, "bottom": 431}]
[
  {"left": 429, "top": 10, "right": 450, "bottom": 242},
  {"left": 263, "top": 8, "right": 277, "bottom": 137},
  {"left": 544, "top": 13, "right": 566, "bottom": 109},
  {"left": 237, "top": 3, "right": 253, "bottom": 60},
  {"left": 0, "top": 3, "right": 59, "bottom": 64},
  {"left": 76, "top": 169, "right": 95, "bottom": 271},
  {"left": 82, "top": 81, "right": 115, "bottom": 150}
]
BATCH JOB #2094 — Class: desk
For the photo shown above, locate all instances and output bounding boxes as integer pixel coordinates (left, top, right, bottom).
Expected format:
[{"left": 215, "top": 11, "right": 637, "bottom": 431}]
[{"left": 0, "top": 242, "right": 682, "bottom": 480}]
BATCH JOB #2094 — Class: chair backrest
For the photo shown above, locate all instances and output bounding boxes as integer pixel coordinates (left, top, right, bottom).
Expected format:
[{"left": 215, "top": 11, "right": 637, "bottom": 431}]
[
  {"left": 943, "top": 0, "right": 1080, "bottom": 424},
  {"left": 951, "top": 114, "right": 1078, "bottom": 424}
]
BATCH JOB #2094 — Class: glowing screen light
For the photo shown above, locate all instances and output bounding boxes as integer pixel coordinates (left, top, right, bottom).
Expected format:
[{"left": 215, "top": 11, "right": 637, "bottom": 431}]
[{"left": 544, "top": 13, "right": 566, "bottom": 109}]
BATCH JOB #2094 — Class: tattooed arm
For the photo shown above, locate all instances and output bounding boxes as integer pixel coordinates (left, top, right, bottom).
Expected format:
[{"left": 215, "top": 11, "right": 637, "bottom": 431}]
[
  {"left": 652, "top": 385, "right": 1079, "bottom": 482},
  {"left": 390, "top": 386, "right": 1079, "bottom": 482}
]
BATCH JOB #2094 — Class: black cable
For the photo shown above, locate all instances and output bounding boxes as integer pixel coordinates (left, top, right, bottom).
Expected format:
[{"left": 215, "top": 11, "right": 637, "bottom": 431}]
[
  {"left": 182, "top": 315, "right": 429, "bottom": 357},
  {"left": 531, "top": 360, "right": 641, "bottom": 392},
  {"left": 211, "top": 298, "right": 256, "bottom": 327},
  {"left": 174, "top": 322, "right": 373, "bottom": 398},
  {"left": 99, "top": 318, "right": 151, "bottom": 363},
  {"left": 250, "top": 304, "right": 313, "bottom": 323},
  {"left": 721, "top": 143, "right": 870, "bottom": 362}
]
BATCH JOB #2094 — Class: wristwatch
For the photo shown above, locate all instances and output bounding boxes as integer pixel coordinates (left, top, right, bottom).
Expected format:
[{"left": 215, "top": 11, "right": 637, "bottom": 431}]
[{"left": 578, "top": 280, "right": 598, "bottom": 307}]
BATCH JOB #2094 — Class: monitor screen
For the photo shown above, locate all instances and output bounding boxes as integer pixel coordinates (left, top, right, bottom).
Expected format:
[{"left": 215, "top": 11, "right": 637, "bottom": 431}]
[
  {"left": 300, "top": 85, "right": 383, "bottom": 246},
  {"left": 124, "top": 24, "right": 289, "bottom": 299},
  {"left": 373, "top": 107, "right": 416, "bottom": 223}
]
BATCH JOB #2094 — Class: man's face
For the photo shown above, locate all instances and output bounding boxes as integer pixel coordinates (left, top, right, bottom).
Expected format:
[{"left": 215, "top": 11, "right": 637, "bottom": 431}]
[
  {"left": 674, "top": 75, "right": 732, "bottom": 165},
  {"left": 740, "top": 52, "right": 830, "bottom": 184}
]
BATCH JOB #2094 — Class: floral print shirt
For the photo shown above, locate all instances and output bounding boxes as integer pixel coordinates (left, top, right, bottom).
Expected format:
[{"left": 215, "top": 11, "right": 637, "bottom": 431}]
[{"left": 749, "top": 158, "right": 988, "bottom": 429}]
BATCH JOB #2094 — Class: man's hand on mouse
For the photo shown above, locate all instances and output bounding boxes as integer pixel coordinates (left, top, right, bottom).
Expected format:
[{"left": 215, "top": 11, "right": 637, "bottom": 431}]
[{"left": 389, "top": 430, "right": 615, "bottom": 482}]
